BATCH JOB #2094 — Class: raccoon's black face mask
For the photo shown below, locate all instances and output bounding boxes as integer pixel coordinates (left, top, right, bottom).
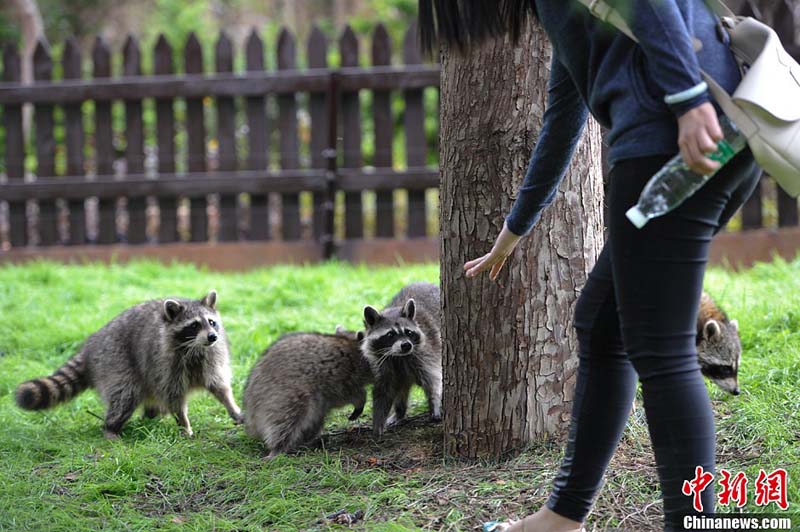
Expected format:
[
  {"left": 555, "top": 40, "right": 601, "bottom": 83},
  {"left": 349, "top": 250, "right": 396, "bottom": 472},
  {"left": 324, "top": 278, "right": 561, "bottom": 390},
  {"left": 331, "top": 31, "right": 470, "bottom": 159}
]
[
  {"left": 165, "top": 291, "right": 223, "bottom": 351},
  {"left": 363, "top": 299, "right": 423, "bottom": 358}
]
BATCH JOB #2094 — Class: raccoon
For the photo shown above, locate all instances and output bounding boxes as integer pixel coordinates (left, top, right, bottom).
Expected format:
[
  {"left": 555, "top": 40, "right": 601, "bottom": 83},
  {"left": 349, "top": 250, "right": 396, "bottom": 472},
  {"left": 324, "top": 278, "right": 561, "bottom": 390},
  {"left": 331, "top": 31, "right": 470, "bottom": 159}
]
[
  {"left": 15, "top": 291, "right": 242, "bottom": 438},
  {"left": 243, "top": 326, "right": 371, "bottom": 458},
  {"left": 697, "top": 291, "right": 741, "bottom": 395},
  {"left": 362, "top": 282, "right": 442, "bottom": 439}
]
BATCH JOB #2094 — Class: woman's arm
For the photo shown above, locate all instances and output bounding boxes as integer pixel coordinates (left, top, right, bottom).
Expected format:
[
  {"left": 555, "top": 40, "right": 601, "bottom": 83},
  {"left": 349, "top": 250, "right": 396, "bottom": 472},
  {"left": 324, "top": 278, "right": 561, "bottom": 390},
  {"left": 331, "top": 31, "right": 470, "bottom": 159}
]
[
  {"left": 464, "top": 55, "right": 587, "bottom": 279},
  {"left": 505, "top": 55, "right": 589, "bottom": 237},
  {"left": 606, "top": 0, "right": 724, "bottom": 174},
  {"left": 607, "top": 0, "right": 708, "bottom": 116}
]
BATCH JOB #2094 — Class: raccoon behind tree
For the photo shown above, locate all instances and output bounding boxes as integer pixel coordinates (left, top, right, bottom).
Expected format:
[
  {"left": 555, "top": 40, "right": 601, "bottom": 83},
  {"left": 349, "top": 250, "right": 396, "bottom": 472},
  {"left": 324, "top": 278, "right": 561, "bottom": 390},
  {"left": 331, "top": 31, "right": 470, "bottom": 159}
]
[
  {"left": 697, "top": 291, "right": 741, "bottom": 395},
  {"left": 362, "top": 282, "right": 442, "bottom": 439},
  {"left": 15, "top": 291, "right": 242, "bottom": 438},
  {"left": 243, "top": 326, "right": 371, "bottom": 458}
]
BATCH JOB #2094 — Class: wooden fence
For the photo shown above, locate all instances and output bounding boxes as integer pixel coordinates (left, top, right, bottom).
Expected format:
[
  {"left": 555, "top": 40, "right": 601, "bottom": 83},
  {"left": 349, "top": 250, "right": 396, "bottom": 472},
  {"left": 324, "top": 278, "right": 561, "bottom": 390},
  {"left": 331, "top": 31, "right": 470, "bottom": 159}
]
[
  {"left": 1, "top": 11, "right": 800, "bottom": 270},
  {"left": 0, "top": 23, "right": 441, "bottom": 267}
]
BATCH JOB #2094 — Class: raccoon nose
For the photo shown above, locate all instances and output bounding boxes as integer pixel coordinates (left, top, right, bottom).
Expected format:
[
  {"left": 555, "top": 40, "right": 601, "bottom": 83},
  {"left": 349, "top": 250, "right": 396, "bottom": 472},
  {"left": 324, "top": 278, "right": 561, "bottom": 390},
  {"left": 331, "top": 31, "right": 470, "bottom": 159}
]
[
  {"left": 400, "top": 341, "right": 412, "bottom": 353},
  {"left": 732, "top": 387, "right": 740, "bottom": 395},
  {"left": 207, "top": 332, "right": 218, "bottom": 344}
]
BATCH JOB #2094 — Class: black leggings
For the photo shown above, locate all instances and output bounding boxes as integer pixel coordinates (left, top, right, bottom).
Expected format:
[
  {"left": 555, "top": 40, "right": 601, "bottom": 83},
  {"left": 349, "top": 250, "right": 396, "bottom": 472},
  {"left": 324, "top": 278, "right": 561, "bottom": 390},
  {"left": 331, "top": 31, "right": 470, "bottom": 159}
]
[{"left": 546, "top": 150, "right": 760, "bottom": 531}]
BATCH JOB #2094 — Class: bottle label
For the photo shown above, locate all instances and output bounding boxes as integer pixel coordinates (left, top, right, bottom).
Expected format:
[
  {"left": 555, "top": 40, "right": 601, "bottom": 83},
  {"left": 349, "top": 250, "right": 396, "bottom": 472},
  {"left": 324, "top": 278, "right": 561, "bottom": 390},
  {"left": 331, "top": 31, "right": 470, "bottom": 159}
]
[{"left": 709, "top": 140, "right": 735, "bottom": 164}]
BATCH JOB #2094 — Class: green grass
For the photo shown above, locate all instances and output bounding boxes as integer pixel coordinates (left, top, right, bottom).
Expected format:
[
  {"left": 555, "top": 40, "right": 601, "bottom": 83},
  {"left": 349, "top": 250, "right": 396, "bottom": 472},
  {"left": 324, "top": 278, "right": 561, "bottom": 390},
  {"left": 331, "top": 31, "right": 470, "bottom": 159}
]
[{"left": 0, "top": 258, "right": 798, "bottom": 531}]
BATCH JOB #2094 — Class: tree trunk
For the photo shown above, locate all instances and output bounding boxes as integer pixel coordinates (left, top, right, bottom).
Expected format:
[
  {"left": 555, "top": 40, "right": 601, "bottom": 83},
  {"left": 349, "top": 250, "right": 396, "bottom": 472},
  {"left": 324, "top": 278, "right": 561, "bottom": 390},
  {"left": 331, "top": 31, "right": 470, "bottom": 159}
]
[{"left": 440, "top": 22, "right": 605, "bottom": 459}]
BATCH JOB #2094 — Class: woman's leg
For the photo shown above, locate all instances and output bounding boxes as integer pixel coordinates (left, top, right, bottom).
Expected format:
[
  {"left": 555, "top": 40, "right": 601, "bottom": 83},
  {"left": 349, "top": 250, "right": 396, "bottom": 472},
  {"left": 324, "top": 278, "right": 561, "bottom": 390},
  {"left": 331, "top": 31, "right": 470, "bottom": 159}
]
[
  {"left": 510, "top": 150, "right": 757, "bottom": 532},
  {"left": 508, "top": 245, "right": 640, "bottom": 531},
  {"left": 545, "top": 246, "right": 639, "bottom": 519},
  {"left": 607, "top": 150, "right": 759, "bottom": 530}
]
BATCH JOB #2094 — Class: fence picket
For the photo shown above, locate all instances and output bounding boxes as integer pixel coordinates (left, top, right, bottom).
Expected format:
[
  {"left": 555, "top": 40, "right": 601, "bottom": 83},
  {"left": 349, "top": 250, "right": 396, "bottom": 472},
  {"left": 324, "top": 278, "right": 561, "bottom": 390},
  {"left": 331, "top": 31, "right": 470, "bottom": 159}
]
[
  {"left": 340, "top": 25, "right": 363, "bottom": 239},
  {"left": 403, "top": 23, "right": 427, "bottom": 238},
  {"left": 33, "top": 40, "right": 58, "bottom": 246},
  {"left": 372, "top": 24, "right": 394, "bottom": 238},
  {"left": 62, "top": 38, "right": 86, "bottom": 245},
  {"left": 2, "top": 44, "right": 26, "bottom": 247},
  {"left": 245, "top": 29, "right": 270, "bottom": 241},
  {"left": 772, "top": 2, "right": 799, "bottom": 227},
  {"left": 277, "top": 28, "right": 301, "bottom": 240},
  {"left": 154, "top": 35, "right": 178, "bottom": 243},
  {"left": 123, "top": 36, "right": 147, "bottom": 244},
  {"left": 215, "top": 32, "right": 238, "bottom": 242},
  {"left": 308, "top": 25, "right": 328, "bottom": 239},
  {"left": 185, "top": 33, "right": 208, "bottom": 242},
  {"left": 92, "top": 37, "right": 116, "bottom": 244}
]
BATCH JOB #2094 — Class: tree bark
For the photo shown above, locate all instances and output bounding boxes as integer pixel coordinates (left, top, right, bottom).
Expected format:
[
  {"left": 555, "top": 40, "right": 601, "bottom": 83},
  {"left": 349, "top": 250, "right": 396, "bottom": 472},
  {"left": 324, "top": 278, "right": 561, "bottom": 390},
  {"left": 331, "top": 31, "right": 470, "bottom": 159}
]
[{"left": 440, "top": 22, "right": 605, "bottom": 458}]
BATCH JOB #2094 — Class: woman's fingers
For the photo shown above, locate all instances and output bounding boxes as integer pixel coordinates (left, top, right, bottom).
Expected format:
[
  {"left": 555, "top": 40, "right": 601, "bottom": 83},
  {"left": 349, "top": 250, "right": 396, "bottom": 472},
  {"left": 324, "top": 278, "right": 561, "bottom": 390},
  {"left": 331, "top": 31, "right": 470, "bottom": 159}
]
[
  {"left": 677, "top": 102, "right": 723, "bottom": 175},
  {"left": 465, "top": 254, "right": 493, "bottom": 278},
  {"left": 489, "top": 256, "right": 508, "bottom": 281},
  {"left": 464, "top": 253, "right": 490, "bottom": 272},
  {"left": 697, "top": 128, "right": 718, "bottom": 154},
  {"left": 708, "top": 115, "right": 723, "bottom": 142},
  {"left": 681, "top": 135, "right": 719, "bottom": 175},
  {"left": 465, "top": 251, "right": 511, "bottom": 280}
]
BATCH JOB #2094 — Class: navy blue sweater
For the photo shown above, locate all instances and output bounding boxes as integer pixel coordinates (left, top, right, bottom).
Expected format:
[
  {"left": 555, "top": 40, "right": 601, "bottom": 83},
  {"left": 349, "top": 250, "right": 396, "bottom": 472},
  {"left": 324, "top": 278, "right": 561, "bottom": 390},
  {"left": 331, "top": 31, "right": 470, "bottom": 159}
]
[{"left": 505, "top": 0, "right": 742, "bottom": 236}]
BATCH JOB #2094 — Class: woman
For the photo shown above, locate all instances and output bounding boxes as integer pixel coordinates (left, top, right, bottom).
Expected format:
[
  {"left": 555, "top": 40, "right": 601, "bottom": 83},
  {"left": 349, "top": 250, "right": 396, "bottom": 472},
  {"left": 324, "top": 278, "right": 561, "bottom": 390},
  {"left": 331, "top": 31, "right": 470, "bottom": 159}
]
[{"left": 420, "top": 1, "right": 761, "bottom": 531}]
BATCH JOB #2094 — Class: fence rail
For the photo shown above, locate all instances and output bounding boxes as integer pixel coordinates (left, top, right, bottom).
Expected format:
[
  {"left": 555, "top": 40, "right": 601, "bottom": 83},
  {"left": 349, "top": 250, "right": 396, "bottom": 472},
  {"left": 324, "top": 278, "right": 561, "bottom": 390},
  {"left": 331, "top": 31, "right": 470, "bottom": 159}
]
[{"left": 0, "top": 22, "right": 439, "bottom": 256}]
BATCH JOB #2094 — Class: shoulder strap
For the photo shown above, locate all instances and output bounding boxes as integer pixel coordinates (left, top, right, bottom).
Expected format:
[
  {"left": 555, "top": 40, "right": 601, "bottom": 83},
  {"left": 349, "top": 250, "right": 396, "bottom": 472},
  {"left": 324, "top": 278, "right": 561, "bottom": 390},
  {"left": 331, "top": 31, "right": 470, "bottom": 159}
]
[
  {"left": 706, "top": 0, "right": 736, "bottom": 19},
  {"left": 576, "top": 0, "right": 637, "bottom": 41},
  {"left": 575, "top": 0, "right": 747, "bottom": 129}
]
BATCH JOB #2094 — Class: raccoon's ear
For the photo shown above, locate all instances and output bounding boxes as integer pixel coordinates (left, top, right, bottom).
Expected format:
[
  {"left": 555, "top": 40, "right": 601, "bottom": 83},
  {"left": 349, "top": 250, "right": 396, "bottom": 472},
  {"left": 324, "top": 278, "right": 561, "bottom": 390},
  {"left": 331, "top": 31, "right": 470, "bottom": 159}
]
[
  {"left": 364, "top": 306, "right": 381, "bottom": 327},
  {"left": 402, "top": 298, "right": 416, "bottom": 320},
  {"left": 703, "top": 319, "right": 722, "bottom": 341},
  {"left": 730, "top": 319, "right": 739, "bottom": 332},
  {"left": 164, "top": 299, "right": 185, "bottom": 321},
  {"left": 202, "top": 290, "right": 217, "bottom": 309},
  {"left": 335, "top": 324, "right": 345, "bottom": 335}
]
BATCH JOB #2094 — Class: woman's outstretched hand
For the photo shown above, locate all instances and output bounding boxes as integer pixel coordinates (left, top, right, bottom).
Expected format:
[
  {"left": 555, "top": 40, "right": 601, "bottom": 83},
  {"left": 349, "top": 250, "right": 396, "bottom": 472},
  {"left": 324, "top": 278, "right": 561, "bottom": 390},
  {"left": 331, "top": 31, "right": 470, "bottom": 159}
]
[
  {"left": 677, "top": 102, "right": 723, "bottom": 175},
  {"left": 464, "top": 221, "right": 522, "bottom": 281}
]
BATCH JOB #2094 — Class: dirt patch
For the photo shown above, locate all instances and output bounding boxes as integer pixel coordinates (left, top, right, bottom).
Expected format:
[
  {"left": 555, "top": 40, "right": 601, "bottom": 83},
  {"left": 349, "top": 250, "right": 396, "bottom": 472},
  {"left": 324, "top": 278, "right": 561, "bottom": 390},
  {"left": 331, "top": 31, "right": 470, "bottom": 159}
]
[
  {"left": 316, "top": 413, "right": 666, "bottom": 531},
  {"left": 133, "top": 475, "right": 239, "bottom": 519}
]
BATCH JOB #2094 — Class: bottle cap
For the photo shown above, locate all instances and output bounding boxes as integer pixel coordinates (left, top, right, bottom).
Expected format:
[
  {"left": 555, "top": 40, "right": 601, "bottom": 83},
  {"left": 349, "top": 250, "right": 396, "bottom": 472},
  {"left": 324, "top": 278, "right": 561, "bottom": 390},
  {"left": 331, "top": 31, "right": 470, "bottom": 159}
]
[{"left": 626, "top": 206, "right": 649, "bottom": 228}]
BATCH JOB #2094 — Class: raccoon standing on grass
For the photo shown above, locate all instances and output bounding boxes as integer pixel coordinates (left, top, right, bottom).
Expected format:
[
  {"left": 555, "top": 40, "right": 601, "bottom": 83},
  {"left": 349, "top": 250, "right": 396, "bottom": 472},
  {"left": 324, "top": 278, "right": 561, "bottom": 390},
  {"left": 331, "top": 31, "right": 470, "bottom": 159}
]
[
  {"left": 15, "top": 291, "right": 242, "bottom": 438},
  {"left": 243, "top": 326, "right": 372, "bottom": 458},
  {"left": 697, "top": 291, "right": 742, "bottom": 395},
  {"left": 362, "top": 282, "right": 442, "bottom": 439}
]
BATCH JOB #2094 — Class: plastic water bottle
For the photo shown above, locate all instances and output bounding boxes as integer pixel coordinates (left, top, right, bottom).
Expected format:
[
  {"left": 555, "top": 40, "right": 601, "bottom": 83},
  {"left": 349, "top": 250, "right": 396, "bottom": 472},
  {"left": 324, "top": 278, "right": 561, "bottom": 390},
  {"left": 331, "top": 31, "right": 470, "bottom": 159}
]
[{"left": 625, "top": 116, "right": 747, "bottom": 229}]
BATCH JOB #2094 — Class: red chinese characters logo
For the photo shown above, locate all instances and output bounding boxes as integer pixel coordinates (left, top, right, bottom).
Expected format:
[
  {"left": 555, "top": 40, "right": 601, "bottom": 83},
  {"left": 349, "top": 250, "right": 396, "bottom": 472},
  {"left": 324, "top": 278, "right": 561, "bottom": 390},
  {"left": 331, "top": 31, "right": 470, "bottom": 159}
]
[
  {"left": 682, "top": 466, "right": 715, "bottom": 512},
  {"left": 684, "top": 467, "right": 790, "bottom": 511},
  {"left": 718, "top": 469, "right": 748, "bottom": 508},
  {"left": 754, "top": 468, "right": 789, "bottom": 510}
]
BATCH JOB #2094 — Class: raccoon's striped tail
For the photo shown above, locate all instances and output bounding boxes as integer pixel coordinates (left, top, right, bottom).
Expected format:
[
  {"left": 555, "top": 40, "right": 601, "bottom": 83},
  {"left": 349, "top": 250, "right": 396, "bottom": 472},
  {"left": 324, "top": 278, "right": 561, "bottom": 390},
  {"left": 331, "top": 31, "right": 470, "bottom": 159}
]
[{"left": 15, "top": 352, "right": 89, "bottom": 410}]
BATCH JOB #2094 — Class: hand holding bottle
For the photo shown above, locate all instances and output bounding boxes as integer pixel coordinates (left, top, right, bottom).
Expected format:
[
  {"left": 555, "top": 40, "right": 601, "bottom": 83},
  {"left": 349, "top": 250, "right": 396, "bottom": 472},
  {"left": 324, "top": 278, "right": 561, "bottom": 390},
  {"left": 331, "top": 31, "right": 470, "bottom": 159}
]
[{"left": 677, "top": 102, "right": 724, "bottom": 175}]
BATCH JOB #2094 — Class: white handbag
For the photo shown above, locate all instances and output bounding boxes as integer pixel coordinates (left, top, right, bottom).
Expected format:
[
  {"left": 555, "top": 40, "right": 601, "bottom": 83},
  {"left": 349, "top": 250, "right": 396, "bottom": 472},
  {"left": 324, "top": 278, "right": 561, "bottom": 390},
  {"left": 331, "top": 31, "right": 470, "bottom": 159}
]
[{"left": 579, "top": 0, "right": 800, "bottom": 197}]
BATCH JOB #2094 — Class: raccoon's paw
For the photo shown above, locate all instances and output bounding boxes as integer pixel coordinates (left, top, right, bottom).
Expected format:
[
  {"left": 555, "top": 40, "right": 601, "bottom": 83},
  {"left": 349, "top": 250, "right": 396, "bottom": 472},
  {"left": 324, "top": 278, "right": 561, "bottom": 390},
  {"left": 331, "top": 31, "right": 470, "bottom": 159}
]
[
  {"left": 264, "top": 449, "right": 282, "bottom": 460},
  {"left": 348, "top": 407, "right": 364, "bottom": 421},
  {"left": 182, "top": 427, "right": 195, "bottom": 438},
  {"left": 430, "top": 412, "right": 442, "bottom": 423},
  {"left": 231, "top": 411, "right": 244, "bottom": 425},
  {"left": 103, "top": 429, "right": 120, "bottom": 440}
]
